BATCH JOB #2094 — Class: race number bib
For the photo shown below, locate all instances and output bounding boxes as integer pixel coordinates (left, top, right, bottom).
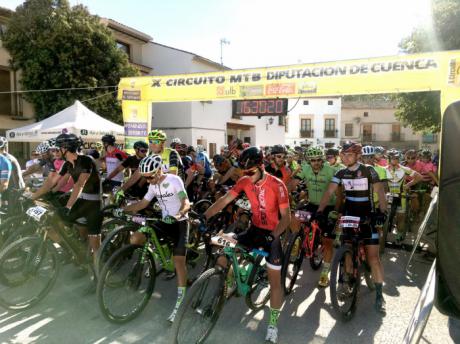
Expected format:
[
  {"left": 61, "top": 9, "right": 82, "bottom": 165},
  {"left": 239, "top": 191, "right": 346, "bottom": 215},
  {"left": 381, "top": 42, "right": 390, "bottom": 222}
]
[
  {"left": 211, "top": 235, "right": 237, "bottom": 248},
  {"left": 339, "top": 216, "right": 361, "bottom": 229},
  {"left": 26, "top": 206, "right": 47, "bottom": 221}
]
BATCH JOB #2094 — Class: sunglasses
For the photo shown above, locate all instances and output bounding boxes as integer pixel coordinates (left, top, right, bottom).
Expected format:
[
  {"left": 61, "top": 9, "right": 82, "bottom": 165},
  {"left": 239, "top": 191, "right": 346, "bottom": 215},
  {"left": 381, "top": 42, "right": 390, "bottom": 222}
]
[
  {"left": 310, "top": 158, "right": 322, "bottom": 163},
  {"left": 242, "top": 167, "right": 258, "bottom": 176},
  {"left": 274, "top": 154, "right": 285, "bottom": 159},
  {"left": 137, "top": 148, "right": 148, "bottom": 153},
  {"left": 148, "top": 139, "right": 162, "bottom": 145}
]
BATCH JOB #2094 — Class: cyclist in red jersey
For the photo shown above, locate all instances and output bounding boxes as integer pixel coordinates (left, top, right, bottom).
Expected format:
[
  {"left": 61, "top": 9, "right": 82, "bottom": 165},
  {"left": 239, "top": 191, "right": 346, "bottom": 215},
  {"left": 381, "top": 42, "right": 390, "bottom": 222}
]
[{"left": 204, "top": 146, "right": 290, "bottom": 344}]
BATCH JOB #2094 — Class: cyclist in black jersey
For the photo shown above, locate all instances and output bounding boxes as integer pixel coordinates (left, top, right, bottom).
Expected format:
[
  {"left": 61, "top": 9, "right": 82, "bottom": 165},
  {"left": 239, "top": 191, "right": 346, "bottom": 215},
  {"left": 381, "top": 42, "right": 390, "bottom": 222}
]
[
  {"left": 55, "top": 133, "right": 102, "bottom": 266},
  {"left": 318, "top": 141, "right": 388, "bottom": 314}
]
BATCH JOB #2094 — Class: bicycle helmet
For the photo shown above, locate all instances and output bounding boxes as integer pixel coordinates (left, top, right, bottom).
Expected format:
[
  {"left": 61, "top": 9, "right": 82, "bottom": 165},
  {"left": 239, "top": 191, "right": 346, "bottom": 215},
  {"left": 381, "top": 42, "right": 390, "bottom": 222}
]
[
  {"left": 0, "top": 136, "right": 7, "bottom": 149},
  {"left": 36, "top": 140, "right": 52, "bottom": 154},
  {"left": 341, "top": 141, "right": 362, "bottom": 154},
  {"left": 148, "top": 129, "right": 167, "bottom": 142},
  {"left": 171, "top": 137, "right": 181, "bottom": 144},
  {"left": 95, "top": 142, "right": 103, "bottom": 151},
  {"left": 238, "top": 146, "right": 264, "bottom": 170},
  {"left": 305, "top": 146, "right": 324, "bottom": 159},
  {"left": 362, "top": 145, "right": 375, "bottom": 156},
  {"left": 420, "top": 148, "right": 432, "bottom": 157},
  {"left": 374, "top": 146, "right": 385, "bottom": 154},
  {"left": 387, "top": 149, "right": 401, "bottom": 160},
  {"left": 405, "top": 149, "right": 417, "bottom": 158},
  {"left": 133, "top": 141, "right": 148, "bottom": 150},
  {"left": 48, "top": 138, "right": 57, "bottom": 149},
  {"left": 325, "top": 147, "right": 339, "bottom": 156},
  {"left": 139, "top": 155, "right": 163, "bottom": 174},
  {"left": 271, "top": 144, "right": 287, "bottom": 155},
  {"left": 213, "top": 154, "right": 226, "bottom": 166},
  {"left": 56, "top": 133, "right": 82, "bottom": 152},
  {"left": 101, "top": 134, "right": 116, "bottom": 145},
  {"left": 196, "top": 144, "right": 205, "bottom": 154}
]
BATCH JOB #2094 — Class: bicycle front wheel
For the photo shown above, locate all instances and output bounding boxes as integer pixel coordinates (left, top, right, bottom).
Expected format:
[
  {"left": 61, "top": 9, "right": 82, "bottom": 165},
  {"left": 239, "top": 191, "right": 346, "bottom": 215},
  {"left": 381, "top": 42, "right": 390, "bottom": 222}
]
[
  {"left": 281, "top": 231, "right": 304, "bottom": 295},
  {"left": 309, "top": 231, "right": 323, "bottom": 270},
  {"left": 97, "top": 244, "right": 156, "bottom": 323},
  {"left": 0, "top": 236, "right": 59, "bottom": 310},
  {"left": 330, "top": 245, "right": 360, "bottom": 321},
  {"left": 171, "top": 267, "right": 226, "bottom": 344},
  {"left": 245, "top": 255, "right": 271, "bottom": 311}
]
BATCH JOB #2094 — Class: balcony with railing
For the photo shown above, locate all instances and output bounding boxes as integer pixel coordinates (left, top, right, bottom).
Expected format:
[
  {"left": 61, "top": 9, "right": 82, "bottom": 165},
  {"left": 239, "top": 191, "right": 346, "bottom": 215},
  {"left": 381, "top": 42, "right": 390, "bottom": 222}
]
[
  {"left": 362, "top": 133, "right": 376, "bottom": 142},
  {"left": 300, "top": 129, "right": 314, "bottom": 138},
  {"left": 324, "top": 129, "right": 338, "bottom": 138}
]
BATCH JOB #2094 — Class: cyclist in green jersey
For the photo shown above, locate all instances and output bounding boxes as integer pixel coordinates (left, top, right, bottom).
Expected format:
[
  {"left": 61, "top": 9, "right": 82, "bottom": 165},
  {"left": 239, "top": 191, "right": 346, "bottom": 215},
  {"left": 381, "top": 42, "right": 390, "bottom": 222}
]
[{"left": 296, "top": 146, "right": 341, "bottom": 287}]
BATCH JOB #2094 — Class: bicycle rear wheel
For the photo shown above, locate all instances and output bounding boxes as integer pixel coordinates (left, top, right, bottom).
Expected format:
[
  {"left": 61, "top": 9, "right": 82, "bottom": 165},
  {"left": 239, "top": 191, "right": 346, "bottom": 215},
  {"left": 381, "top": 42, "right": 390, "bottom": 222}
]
[
  {"left": 97, "top": 244, "right": 156, "bottom": 323},
  {"left": 171, "top": 267, "right": 226, "bottom": 344},
  {"left": 0, "top": 236, "right": 59, "bottom": 310},
  {"left": 245, "top": 255, "right": 271, "bottom": 311},
  {"left": 281, "top": 231, "right": 304, "bottom": 295},
  {"left": 330, "top": 245, "right": 360, "bottom": 321}
]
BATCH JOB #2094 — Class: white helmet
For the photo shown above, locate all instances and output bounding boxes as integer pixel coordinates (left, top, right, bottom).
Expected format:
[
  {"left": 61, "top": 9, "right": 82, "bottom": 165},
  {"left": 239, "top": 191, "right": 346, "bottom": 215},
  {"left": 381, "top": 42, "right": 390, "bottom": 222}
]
[
  {"left": 0, "top": 136, "right": 7, "bottom": 149},
  {"left": 196, "top": 144, "right": 205, "bottom": 154},
  {"left": 36, "top": 141, "right": 51, "bottom": 154},
  {"left": 139, "top": 155, "right": 162, "bottom": 174},
  {"left": 362, "top": 145, "right": 375, "bottom": 156},
  {"left": 172, "top": 137, "right": 181, "bottom": 144},
  {"left": 48, "top": 138, "right": 57, "bottom": 149}
]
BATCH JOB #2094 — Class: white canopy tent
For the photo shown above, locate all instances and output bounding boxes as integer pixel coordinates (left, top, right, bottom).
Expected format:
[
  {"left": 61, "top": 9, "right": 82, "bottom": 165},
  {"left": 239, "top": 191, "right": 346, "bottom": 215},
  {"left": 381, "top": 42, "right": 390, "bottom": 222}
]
[{"left": 6, "top": 100, "right": 125, "bottom": 143}]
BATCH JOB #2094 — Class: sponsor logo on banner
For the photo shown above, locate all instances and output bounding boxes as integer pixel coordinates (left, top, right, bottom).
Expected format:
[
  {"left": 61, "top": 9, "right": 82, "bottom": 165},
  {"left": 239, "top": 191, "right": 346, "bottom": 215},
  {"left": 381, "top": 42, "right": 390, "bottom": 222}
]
[
  {"left": 298, "top": 82, "right": 317, "bottom": 94},
  {"left": 8, "top": 132, "right": 15, "bottom": 138},
  {"left": 239, "top": 85, "right": 264, "bottom": 97},
  {"left": 122, "top": 90, "right": 141, "bottom": 100},
  {"left": 265, "top": 83, "right": 296, "bottom": 96},
  {"left": 447, "top": 59, "right": 460, "bottom": 86},
  {"left": 124, "top": 122, "right": 148, "bottom": 137},
  {"left": 343, "top": 178, "right": 369, "bottom": 191},
  {"left": 80, "top": 129, "right": 88, "bottom": 136},
  {"left": 216, "top": 86, "right": 237, "bottom": 97}
]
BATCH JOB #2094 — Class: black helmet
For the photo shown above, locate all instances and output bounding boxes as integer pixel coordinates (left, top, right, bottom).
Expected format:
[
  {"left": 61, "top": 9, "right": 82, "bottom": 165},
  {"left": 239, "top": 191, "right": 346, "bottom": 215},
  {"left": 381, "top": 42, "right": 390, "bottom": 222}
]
[
  {"left": 56, "top": 133, "right": 81, "bottom": 152},
  {"left": 341, "top": 141, "right": 362, "bottom": 154},
  {"left": 238, "top": 146, "right": 264, "bottom": 170},
  {"left": 133, "top": 141, "right": 148, "bottom": 150},
  {"left": 101, "top": 134, "right": 116, "bottom": 145},
  {"left": 326, "top": 147, "right": 339, "bottom": 156},
  {"left": 270, "top": 144, "right": 287, "bottom": 155},
  {"left": 213, "top": 154, "right": 226, "bottom": 166},
  {"left": 420, "top": 148, "right": 432, "bottom": 157}
]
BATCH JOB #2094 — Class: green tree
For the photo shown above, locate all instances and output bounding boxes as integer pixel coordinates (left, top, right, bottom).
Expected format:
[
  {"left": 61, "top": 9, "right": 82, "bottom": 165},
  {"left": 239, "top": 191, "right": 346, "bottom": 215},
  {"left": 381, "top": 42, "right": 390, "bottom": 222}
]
[
  {"left": 2, "top": 0, "right": 138, "bottom": 123},
  {"left": 395, "top": 0, "right": 460, "bottom": 133}
]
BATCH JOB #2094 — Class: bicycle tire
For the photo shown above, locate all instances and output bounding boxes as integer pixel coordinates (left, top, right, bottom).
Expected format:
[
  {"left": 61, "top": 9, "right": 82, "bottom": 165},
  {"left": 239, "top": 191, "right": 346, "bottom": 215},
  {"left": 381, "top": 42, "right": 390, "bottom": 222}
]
[
  {"left": 1, "top": 223, "right": 38, "bottom": 250},
  {"left": 281, "top": 231, "right": 304, "bottom": 295},
  {"left": 380, "top": 202, "right": 397, "bottom": 254},
  {"left": 330, "top": 245, "right": 360, "bottom": 321},
  {"left": 97, "top": 244, "right": 156, "bottom": 323},
  {"left": 309, "top": 231, "right": 323, "bottom": 270},
  {"left": 245, "top": 255, "right": 271, "bottom": 311},
  {"left": 96, "top": 224, "right": 136, "bottom": 277},
  {"left": 171, "top": 267, "right": 226, "bottom": 344},
  {"left": 0, "top": 236, "right": 59, "bottom": 310},
  {"left": 362, "top": 261, "right": 375, "bottom": 291}
]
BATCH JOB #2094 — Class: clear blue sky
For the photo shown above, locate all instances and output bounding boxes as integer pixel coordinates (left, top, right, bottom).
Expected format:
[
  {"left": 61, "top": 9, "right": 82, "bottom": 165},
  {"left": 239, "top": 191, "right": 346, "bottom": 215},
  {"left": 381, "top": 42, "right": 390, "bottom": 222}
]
[{"left": 3, "top": 0, "right": 434, "bottom": 69}]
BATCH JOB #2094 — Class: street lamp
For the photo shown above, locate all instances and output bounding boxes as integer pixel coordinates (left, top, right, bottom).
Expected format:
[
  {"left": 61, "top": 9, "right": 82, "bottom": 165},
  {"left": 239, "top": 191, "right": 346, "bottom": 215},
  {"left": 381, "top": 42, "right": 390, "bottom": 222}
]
[
  {"left": 266, "top": 117, "right": 274, "bottom": 130},
  {"left": 220, "top": 38, "right": 230, "bottom": 65}
]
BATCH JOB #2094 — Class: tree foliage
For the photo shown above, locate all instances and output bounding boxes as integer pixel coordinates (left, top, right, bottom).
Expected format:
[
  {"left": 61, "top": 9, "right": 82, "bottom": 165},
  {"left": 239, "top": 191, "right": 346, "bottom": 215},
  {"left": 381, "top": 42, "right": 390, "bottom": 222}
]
[
  {"left": 2, "top": 0, "right": 138, "bottom": 123},
  {"left": 395, "top": 0, "right": 460, "bottom": 133}
]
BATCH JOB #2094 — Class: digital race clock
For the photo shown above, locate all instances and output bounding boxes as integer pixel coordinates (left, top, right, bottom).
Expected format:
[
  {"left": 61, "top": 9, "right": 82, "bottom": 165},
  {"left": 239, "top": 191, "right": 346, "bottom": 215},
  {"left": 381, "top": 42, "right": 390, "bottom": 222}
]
[{"left": 232, "top": 98, "right": 288, "bottom": 117}]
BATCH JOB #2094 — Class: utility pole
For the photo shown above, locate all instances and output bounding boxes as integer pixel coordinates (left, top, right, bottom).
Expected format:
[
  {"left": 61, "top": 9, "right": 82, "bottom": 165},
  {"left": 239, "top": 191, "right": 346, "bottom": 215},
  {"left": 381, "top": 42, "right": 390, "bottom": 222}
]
[{"left": 220, "top": 38, "right": 230, "bottom": 65}]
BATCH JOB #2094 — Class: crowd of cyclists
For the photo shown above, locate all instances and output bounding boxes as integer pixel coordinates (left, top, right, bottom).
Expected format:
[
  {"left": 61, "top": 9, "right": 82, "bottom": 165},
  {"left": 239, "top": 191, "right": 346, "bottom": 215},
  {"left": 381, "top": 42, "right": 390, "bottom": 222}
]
[{"left": 0, "top": 130, "right": 438, "bottom": 343}]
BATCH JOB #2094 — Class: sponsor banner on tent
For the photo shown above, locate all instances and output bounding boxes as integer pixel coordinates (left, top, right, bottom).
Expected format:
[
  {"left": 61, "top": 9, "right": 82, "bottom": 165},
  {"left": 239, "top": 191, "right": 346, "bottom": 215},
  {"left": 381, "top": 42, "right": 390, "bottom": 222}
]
[
  {"left": 118, "top": 51, "right": 460, "bottom": 104},
  {"left": 121, "top": 100, "right": 151, "bottom": 154}
]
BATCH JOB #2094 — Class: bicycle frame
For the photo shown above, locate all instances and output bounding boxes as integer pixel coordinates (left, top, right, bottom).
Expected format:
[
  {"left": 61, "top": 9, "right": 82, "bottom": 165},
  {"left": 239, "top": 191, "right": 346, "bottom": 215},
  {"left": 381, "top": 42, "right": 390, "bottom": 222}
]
[{"left": 300, "top": 220, "right": 321, "bottom": 258}]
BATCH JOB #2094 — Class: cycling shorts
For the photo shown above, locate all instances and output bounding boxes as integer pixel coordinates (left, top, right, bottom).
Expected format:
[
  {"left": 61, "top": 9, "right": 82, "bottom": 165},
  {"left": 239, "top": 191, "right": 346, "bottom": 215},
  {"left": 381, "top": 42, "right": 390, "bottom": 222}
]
[
  {"left": 343, "top": 213, "right": 380, "bottom": 246},
  {"left": 68, "top": 199, "right": 102, "bottom": 235},
  {"left": 155, "top": 220, "right": 189, "bottom": 256},
  {"left": 236, "top": 226, "right": 282, "bottom": 270}
]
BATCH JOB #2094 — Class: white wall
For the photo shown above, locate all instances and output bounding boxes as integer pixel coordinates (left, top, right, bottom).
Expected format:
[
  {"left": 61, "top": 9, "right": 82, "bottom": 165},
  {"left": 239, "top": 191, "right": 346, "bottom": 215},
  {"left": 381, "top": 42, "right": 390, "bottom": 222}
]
[{"left": 285, "top": 97, "right": 341, "bottom": 147}]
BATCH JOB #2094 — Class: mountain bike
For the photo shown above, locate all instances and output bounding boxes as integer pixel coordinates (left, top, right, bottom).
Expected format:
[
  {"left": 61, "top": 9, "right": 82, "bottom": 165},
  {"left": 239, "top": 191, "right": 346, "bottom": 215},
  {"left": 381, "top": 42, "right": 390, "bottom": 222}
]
[
  {"left": 330, "top": 216, "right": 375, "bottom": 321},
  {"left": 281, "top": 208, "right": 323, "bottom": 295},
  {"left": 170, "top": 231, "right": 270, "bottom": 344}
]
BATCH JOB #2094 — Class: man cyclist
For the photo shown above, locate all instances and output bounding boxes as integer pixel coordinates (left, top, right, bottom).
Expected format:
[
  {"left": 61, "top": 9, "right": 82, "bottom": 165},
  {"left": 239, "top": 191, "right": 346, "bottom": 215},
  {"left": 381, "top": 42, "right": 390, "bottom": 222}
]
[
  {"left": 317, "top": 141, "right": 388, "bottom": 313},
  {"left": 120, "top": 154, "right": 190, "bottom": 323},
  {"left": 204, "top": 146, "right": 290, "bottom": 343},
  {"left": 109, "top": 141, "right": 149, "bottom": 200},
  {"left": 0, "top": 139, "right": 12, "bottom": 206},
  {"left": 265, "top": 145, "right": 292, "bottom": 186},
  {"left": 296, "top": 146, "right": 340, "bottom": 287},
  {"left": 385, "top": 149, "right": 422, "bottom": 243},
  {"left": 101, "top": 134, "right": 128, "bottom": 191},
  {"left": 23, "top": 140, "right": 56, "bottom": 179},
  {"left": 325, "top": 147, "right": 345, "bottom": 172},
  {"left": 361, "top": 145, "right": 388, "bottom": 207},
  {"left": 374, "top": 146, "right": 388, "bottom": 167},
  {"left": 0, "top": 136, "right": 25, "bottom": 213}
]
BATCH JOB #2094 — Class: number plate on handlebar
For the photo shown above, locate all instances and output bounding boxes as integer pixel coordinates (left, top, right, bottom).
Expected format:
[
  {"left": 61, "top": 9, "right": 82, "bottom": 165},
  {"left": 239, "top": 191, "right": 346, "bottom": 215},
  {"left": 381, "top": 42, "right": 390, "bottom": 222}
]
[
  {"left": 131, "top": 216, "right": 147, "bottom": 225},
  {"left": 294, "top": 210, "right": 312, "bottom": 222},
  {"left": 339, "top": 216, "right": 360, "bottom": 229},
  {"left": 26, "top": 206, "right": 47, "bottom": 221},
  {"left": 235, "top": 198, "right": 251, "bottom": 211},
  {"left": 211, "top": 235, "right": 237, "bottom": 248}
]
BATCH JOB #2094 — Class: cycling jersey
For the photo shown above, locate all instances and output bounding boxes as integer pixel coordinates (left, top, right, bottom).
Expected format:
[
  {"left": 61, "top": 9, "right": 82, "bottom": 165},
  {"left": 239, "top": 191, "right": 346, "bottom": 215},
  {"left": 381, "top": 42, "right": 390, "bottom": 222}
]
[
  {"left": 195, "top": 152, "right": 212, "bottom": 178},
  {"left": 385, "top": 164, "right": 415, "bottom": 195},
  {"left": 0, "top": 154, "right": 12, "bottom": 184},
  {"left": 229, "top": 174, "right": 289, "bottom": 230},
  {"left": 105, "top": 148, "right": 128, "bottom": 182},
  {"left": 121, "top": 155, "right": 148, "bottom": 197},
  {"left": 53, "top": 159, "right": 73, "bottom": 193},
  {"left": 372, "top": 164, "right": 387, "bottom": 203},
  {"left": 59, "top": 155, "right": 100, "bottom": 196},
  {"left": 265, "top": 163, "right": 292, "bottom": 185},
  {"left": 121, "top": 155, "right": 143, "bottom": 173},
  {"left": 412, "top": 160, "right": 437, "bottom": 184},
  {"left": 161, "top": 148, "right": 181, "bottom": 174},
  {"left": 332, "top": 163, "right": 380, "bottom": 217},
  {"left": 143, "top": 174, "right": 188, "bottom": 220},
  {"left": 297, "top": 162, "right": 336, "bottom": 206},
  {"left": 376, "top": 158, "right": 388, "bottom": 167},
  {"left": 3, "top": 153, "right": 25, "bottom": 190},
  {"left": 327, "top": 161, "right": 346, "bottom": 173},
  {"left": 38, "top": 158, "right": 56, "bottom": 177}
]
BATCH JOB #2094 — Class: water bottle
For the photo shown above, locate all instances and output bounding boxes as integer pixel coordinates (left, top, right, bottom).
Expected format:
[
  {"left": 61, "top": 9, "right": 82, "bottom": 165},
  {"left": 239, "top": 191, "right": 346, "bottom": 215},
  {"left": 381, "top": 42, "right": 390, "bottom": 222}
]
[
  {"left": 240, "top": 266, "right": 248, "bottom": 282},
  {"left": 309, "top": 230, "right": 313, "bottom": 242}
]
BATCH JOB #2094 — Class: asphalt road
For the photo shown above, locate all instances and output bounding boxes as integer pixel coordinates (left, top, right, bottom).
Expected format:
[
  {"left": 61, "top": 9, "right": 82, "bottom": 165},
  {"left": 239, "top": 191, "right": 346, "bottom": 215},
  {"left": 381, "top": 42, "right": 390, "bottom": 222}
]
[{"left": 0, "top": 248, "right": 458, "bottom": 344}]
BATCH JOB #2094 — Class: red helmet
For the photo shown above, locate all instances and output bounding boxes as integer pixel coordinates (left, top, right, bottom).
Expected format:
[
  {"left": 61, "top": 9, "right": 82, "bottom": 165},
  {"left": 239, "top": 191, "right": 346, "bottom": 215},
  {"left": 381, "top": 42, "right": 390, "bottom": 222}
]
[{"left": 341, "top": 141, "right": 362, "bottom": 154}]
